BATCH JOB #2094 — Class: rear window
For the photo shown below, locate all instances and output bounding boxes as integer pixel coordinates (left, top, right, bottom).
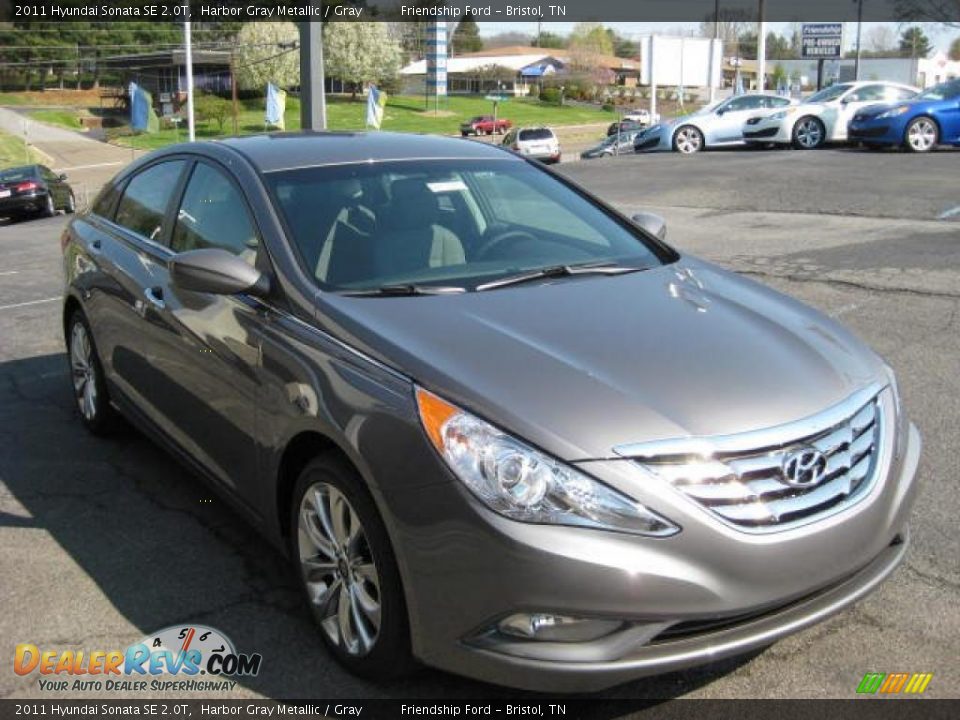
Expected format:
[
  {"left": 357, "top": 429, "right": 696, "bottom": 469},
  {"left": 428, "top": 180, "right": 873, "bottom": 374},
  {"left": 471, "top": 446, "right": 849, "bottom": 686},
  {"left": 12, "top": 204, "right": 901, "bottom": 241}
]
[
  {"left": 519, "top": 129, "right": 554, "bottom": 141},
  {"left": 0, "top": 167, "right": 36, "bottom": 183}
]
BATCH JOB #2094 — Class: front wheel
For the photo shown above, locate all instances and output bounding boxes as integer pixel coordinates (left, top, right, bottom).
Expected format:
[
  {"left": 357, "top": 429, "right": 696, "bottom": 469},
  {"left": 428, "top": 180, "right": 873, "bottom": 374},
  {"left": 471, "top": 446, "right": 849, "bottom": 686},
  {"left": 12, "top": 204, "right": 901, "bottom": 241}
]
[
  {"left": 292, "top": 455, "right": 413, "bottom": 679},
  {"left": 904, "top": 117, "right": 938, "bottom": 153},
  {"left": 792, "top": 116, "right": 825, "bottom": 149},
  {"left": 673, "top": 125, "right": 704, "bottom": 154}
]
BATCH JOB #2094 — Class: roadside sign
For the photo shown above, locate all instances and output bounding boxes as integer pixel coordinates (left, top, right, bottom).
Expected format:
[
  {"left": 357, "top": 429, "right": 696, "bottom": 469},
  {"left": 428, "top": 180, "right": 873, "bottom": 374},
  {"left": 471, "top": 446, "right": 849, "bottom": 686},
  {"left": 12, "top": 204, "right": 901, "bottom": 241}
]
[
  {"left": 484, "top": 95, "right": 508, "bottom": 102},
  {"left": 802, "top": 23, "right": 843, "bottom": 59}
]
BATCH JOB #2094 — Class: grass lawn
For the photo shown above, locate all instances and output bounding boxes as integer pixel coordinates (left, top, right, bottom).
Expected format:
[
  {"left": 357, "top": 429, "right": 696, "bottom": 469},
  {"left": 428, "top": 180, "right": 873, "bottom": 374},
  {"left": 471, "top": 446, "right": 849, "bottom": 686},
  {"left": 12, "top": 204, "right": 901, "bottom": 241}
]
[
  {"left": 0, "top": 130, "right": 44, "bottom": 167},
  {"left": 28, "top": 109, "right": 84, "bottom": 130},
  {"left": 109, "top": 94, "right": 619, "bottom": 151}
]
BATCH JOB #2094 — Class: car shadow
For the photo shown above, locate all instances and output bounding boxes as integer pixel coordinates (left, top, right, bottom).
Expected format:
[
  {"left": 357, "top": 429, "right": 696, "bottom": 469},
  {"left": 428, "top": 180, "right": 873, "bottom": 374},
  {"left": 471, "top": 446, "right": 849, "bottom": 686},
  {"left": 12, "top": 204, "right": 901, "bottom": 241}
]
[{"left": 0, "top": 352, "right": 762, "bottom": 702}]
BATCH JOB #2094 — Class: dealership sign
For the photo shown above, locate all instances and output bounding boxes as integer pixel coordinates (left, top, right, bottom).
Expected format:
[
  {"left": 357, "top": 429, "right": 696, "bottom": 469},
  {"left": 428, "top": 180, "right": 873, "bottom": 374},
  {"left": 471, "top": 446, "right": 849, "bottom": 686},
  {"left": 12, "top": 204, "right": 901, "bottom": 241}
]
[{"left": 802, "top": 23, "right": 844, "bottom": 59}]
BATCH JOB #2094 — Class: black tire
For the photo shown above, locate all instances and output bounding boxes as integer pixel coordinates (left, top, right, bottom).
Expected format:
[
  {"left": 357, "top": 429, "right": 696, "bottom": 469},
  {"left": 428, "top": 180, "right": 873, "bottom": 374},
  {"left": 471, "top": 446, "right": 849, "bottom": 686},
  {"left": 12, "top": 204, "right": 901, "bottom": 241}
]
[
  {"left": 290, "top": 455, "right": 414, "bottom": 680},
  {"left": 41, "top": 193, "right": 56, "bottom": 217},
  {"left": 461, "top": 131, "right": 469, "bottom": 137},
  {"left": 65, "top": 192, "right": 76, "bottom": 214},
  {"left": 903, "top": 116, "right": 939, "bottom": 153},
  {"left": 792, "top": 116, "right": 825, "bottom": 150},
  {"left": 66, "top": 311, "right": 119, "bottom": 436}
]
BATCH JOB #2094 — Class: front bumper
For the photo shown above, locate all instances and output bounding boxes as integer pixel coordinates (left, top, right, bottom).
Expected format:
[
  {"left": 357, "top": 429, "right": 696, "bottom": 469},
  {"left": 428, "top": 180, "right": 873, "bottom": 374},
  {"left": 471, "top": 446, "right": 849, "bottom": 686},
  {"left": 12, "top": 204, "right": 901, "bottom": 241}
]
[
  {"left": 743, "top": 120, "right": 790, "bottom": 145},
  {"left": 849, "top": 121, "right": 898, "bottom": 143},
  {"left": 386, "top": 418, "right": 921, "bottom": 692}
]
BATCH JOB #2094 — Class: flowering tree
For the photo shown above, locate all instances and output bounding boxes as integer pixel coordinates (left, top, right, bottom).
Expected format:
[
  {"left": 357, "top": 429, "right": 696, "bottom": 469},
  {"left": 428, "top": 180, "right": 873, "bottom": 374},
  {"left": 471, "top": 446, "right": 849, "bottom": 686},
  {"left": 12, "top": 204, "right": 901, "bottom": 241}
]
[
  {"left": 235, "top": 22, "right": 300, "bottom": 91},
  {"left": 323, "top": 22, "right": 403, "bottom": 99}
]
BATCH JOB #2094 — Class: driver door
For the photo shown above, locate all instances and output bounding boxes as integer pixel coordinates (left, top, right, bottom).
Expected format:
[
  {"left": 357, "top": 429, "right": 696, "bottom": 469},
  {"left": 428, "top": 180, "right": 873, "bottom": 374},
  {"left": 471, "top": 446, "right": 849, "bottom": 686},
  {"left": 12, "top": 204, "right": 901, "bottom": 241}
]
[{"left": 712, "top": 96, "right": 766, "bottom": 143}]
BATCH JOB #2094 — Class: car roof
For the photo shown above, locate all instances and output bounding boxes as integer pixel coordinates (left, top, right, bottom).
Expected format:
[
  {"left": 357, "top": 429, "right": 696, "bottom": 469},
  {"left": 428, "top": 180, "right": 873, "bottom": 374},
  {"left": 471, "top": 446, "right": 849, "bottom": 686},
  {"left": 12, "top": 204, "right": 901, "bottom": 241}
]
[{"left": 216, "top": 131, "right": 519, "bottom": 173}]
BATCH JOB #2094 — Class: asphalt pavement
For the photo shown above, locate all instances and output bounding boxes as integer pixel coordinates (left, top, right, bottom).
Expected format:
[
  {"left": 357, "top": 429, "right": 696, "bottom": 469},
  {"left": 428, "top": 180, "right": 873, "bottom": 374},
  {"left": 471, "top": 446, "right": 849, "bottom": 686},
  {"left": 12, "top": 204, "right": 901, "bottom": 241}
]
[{"left": 1, "top": 144, "right": 958, "bottom": 702}]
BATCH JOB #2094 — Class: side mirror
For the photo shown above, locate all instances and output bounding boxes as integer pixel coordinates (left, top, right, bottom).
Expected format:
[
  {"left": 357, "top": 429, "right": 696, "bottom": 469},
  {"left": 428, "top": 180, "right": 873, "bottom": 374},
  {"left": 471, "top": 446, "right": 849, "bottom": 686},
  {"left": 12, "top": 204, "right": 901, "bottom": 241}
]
[
  {"left": 170, "top": 248, "right": 270, "bottom": 297},
  {"left": 716, "top": 108, "right": 725, "bottom": 116},
  {"left": 59, "top": 173, "right": 68, "bottom": 180},
  {"left": 631, "top": 212, "right": 667, "bottom": 240}
]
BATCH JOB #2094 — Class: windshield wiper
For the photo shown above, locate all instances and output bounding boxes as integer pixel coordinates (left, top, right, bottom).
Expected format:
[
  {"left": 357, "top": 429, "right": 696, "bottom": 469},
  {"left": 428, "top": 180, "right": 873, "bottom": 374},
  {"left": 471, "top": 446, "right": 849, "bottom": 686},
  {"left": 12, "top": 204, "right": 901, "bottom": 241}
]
[
  {"left": 476, "top": 262, "right": 645, "bottom": 292},
  {"left": 341, "top": 284, "right": 466, "bottom": 297}
]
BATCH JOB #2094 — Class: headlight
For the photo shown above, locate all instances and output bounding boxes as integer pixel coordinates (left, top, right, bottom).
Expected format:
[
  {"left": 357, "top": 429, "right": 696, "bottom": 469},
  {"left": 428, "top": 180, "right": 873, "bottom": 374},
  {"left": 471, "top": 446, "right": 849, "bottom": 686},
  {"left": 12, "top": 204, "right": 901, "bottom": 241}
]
[
  {"left": 878, "top": 105, "right": 910, "bottom": 119},
  {"left": 770, "top": 108, "right": 797, "bottom": 121},
  {"left": 416, "top": 388, "right": 679, "bottom": 537}
]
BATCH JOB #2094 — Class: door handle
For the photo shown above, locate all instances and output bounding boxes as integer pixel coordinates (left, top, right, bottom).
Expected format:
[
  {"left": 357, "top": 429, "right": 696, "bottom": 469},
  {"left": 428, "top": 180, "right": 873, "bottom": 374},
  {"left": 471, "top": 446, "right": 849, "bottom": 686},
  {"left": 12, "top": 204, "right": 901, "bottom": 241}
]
[{"left": 144, "top": 286, "right": 165, "bottom": 310}]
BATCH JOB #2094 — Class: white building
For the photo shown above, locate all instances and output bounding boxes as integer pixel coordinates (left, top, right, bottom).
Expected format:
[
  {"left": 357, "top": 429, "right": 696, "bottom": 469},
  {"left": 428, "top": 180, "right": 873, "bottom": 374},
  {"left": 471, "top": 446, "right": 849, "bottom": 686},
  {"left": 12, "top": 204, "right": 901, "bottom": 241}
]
[{"left": 773, "top": 52, "right": 960, "bottom": 90}]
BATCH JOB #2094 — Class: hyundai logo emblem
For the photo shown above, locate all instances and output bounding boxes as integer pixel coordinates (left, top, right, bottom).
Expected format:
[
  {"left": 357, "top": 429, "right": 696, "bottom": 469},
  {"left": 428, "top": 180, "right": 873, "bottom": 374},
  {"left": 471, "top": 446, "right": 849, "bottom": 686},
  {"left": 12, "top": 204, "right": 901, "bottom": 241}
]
[{"left": 782, "top": 447, "right": 828, "bottom": 488}]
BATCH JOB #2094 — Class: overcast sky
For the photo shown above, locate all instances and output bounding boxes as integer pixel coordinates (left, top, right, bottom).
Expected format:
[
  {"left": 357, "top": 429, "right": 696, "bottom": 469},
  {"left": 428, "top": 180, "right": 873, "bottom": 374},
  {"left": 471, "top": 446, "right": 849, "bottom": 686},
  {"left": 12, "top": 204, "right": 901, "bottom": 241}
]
[{"left": 476, "top": 21, "right": 958, "bottom": 53}]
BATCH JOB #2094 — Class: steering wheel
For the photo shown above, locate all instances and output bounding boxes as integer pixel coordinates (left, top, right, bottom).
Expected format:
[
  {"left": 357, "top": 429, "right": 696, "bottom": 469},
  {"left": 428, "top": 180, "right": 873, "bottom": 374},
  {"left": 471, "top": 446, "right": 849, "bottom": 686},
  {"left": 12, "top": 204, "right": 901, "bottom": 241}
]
[{"left": 474, "top": 229, "right": 539, "bottom": 261}]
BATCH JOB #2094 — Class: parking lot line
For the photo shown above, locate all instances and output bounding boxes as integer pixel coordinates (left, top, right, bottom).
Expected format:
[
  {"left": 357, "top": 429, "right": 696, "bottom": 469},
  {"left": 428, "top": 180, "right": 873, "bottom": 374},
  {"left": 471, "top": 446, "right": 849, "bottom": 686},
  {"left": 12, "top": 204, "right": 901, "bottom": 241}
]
[
  {"left": 0, "top": 296, "right": 59, "bottom": 311},
  {"left": 0, "top": 271, "right": 19, "bottom": 276}
]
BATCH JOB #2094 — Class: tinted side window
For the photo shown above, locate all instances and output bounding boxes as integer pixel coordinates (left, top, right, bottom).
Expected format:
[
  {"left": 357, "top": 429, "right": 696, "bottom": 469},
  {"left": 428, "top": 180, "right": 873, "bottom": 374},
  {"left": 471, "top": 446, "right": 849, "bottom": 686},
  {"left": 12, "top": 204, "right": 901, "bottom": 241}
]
[
  {"left": 92, "top": 182, "right": 123, "bottom": 219},
  {"left": 171, "top": 163, "right": 259, "bottom": 264},
  {"left": 848, "top": 85, "right": 886, "bottom": 102},
  {"left": 893, "top": 87, "right": 918, "bottom": 101},
  {"left": 114, "top": 161, "right": 185, "bottom": 242},
  {"left": 769, "top": 97, "right": 792, "bottom": 107}
]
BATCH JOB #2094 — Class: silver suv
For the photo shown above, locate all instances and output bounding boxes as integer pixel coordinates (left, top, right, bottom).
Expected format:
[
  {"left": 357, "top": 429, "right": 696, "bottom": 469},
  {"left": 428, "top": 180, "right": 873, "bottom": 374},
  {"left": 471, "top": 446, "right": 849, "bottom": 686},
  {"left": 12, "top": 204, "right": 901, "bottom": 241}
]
[
  {"left": 62, "top": 132, "right": 919, "bottom": 692},
  {"left": 502, "top": 126, "right": 562, "bottom": 164}
]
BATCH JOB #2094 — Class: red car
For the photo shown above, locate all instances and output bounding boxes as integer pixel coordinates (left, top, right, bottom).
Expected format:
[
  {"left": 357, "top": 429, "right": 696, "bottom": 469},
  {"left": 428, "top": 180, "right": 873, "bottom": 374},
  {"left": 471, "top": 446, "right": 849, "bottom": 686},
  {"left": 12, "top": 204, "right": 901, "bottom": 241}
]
[{"left": 460, "top": 115, "right": 512, "bottom": 136}]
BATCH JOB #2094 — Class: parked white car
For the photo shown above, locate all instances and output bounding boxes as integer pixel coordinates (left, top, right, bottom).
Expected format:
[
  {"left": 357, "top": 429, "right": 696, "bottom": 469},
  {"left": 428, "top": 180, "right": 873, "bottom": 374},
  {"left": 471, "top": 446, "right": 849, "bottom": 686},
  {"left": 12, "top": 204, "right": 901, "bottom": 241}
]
[
  {"left": 502, "top": 126, "right": 561, "bottom": 164},
  {"left": 742, "top": 81, "right": 919, "bottom": 149},
  {"left": 622, "top": 108, "right": 652, "bottom": 126}
]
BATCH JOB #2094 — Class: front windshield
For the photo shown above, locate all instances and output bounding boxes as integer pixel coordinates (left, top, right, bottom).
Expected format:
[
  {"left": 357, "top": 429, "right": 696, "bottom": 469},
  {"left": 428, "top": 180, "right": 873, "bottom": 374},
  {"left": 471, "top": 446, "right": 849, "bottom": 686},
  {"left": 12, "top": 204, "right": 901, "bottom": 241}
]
[
  {"left": 917, "top": 79, "right": 960, "bottom": 101},
  {"left": 806, "top": 84, "right": 852, "bottom": 104},
  {"left": 266, "top": 159, "right": 667, "bottom": 293}
]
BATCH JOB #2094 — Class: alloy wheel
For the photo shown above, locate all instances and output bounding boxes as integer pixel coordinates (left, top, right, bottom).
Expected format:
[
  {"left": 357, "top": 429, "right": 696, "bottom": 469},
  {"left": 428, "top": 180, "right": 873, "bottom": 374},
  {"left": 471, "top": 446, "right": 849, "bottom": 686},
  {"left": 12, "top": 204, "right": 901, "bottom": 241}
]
[
  {"left": 906, "top": 118, "right": 937, "bottom": 152},
  {"left": 298, "top": 482, "right": 381, "bottom": 657},
  {"left": 674, "top": 127, "right": 702, "bottom": 154},
  {"left": 795, "top": 118, "right": 823, "bottom": 149},
  {"left": 70, "top": 322, "right": 98, "bottom": 421}
]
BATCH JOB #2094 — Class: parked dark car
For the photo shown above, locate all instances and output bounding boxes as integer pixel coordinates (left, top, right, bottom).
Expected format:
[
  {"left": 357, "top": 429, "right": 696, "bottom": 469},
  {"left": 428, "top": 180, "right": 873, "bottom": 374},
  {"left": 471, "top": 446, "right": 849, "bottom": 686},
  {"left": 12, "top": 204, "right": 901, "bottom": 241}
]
[
  {"left": 0, "top": 164, "right": 75, "bottom": 220},
  {"left": 62, "top": 132, "right": 918, "bottom": 692},
  {"left": 460, "top": 115, "right": 512, "bottom": 136}
]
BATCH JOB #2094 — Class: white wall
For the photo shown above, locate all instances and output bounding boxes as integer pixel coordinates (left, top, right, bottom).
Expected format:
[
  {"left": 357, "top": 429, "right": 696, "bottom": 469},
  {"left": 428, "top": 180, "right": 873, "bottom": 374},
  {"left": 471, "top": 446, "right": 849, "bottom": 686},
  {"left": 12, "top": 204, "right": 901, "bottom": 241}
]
[{"left": 639, "top": 36, "right": 722, "bottom": 88}]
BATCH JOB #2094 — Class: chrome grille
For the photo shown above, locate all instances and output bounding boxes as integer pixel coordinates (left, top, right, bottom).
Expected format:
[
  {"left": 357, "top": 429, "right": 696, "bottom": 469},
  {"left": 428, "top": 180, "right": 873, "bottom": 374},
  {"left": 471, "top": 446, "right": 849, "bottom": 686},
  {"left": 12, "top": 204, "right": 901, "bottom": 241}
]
[{"left": 617, "top": 386, "right": 886, "bottom": 532}]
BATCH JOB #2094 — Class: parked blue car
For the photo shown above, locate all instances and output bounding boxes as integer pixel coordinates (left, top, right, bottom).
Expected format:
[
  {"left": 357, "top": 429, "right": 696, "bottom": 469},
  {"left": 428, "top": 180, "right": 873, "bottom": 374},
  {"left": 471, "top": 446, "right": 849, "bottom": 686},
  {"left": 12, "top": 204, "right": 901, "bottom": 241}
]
[{"left": 849, "top": 78, "right": 960, "bottom": 152}]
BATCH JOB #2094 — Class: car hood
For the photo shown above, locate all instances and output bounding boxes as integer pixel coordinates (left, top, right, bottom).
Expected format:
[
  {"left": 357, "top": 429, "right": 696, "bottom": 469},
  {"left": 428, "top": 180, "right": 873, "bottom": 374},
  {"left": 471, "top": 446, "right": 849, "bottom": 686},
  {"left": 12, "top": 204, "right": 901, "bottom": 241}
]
[{"left": 317, "top": 258, "right": 886, "bottom": 462}]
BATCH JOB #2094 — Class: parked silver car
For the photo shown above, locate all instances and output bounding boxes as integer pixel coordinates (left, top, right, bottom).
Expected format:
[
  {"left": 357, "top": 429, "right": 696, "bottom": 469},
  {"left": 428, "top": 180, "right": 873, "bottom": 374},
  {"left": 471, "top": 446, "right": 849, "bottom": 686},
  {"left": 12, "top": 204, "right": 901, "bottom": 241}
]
[
  {"left": 502, "top": 126, "right": 561, "bottom": 163},
  {"left": 62, "top": 132, "right": 919, "bottom": 692},
  {"left": 635, "top": 93, "right": 796, "bottom": 154}
]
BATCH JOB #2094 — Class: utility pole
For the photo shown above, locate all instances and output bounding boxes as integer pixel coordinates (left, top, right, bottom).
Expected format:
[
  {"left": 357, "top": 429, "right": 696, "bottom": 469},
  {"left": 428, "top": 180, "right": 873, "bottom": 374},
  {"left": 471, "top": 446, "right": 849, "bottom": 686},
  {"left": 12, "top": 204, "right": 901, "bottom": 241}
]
[
  {"left": 709, "top": 0, "right": 720, "bottom": 102},
  {"left": 299, "top": 13, "right": 327, "bottom": 131},
  {"left": 230, "top": 42, "right": 239, "bottom": 136},
  {"left": 854, "top": 0, "right": 864, "bottom": 80},
  {"left": 184, "top": 20, "right": 196, "bottom": 142},
  {"left": 757, "top": 0, "right": 766, "bottom": 91}
]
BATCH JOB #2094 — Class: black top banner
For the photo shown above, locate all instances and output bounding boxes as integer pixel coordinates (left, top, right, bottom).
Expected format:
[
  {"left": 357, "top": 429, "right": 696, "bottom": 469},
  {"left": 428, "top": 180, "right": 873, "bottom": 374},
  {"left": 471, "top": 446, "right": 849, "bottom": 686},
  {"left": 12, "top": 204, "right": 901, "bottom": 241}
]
[{"left": 3, "top": 0, "right": 960, "bottom": 23}]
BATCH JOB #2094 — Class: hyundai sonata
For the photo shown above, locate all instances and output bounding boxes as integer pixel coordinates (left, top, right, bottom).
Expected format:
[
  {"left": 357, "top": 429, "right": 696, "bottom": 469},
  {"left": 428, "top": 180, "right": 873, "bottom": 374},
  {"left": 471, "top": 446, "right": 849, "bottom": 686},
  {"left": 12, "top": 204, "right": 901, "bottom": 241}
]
[{"left": 61, "top": 132, "right": 920, "bottom": 691}]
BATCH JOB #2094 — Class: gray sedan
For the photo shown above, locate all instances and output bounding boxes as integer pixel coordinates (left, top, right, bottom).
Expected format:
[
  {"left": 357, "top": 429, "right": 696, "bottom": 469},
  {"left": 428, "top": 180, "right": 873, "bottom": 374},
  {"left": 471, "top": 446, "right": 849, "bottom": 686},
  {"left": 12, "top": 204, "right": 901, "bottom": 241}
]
[
  {"left": 635, "top": 93, "right": 796, "bottom": 154},
  {"left": 62, "top": 132, "right": 918, "bottom": 692}
]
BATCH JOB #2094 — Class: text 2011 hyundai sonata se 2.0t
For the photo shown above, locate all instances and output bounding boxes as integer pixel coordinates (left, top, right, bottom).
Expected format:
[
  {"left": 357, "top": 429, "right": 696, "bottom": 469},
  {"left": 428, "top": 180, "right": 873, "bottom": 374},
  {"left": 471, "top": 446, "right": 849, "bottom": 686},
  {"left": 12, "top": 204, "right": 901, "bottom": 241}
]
[{"left": 61, "top": 132, "right": 921, "bottom": 692}]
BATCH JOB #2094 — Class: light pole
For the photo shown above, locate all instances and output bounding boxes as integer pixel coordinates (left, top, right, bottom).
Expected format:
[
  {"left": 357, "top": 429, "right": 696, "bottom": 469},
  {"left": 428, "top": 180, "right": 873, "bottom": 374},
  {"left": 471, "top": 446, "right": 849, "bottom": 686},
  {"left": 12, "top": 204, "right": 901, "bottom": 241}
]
[
  {"left": 183, "top": 20, "right": 195, "bottom": 142},
  {"left": 853, "top": 0, "right": 865, "bottom": 81}
]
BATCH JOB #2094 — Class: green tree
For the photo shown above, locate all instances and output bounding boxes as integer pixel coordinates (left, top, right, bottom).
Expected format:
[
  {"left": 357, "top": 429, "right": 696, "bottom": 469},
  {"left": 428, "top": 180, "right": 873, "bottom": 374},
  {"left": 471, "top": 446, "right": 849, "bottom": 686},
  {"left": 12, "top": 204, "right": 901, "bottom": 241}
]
[
  {"left": 235, "top": 22, "right": 300, "bottom": 91},
  {"left": 323, "top": 22, "right": 403, "bottom": 100},
  {"left": 193, "top": 93, "right": 231, "bottom": 132},
  {"left": 765, "top": 32, "right": 794, "bottom": 59},
  {"left": 949, "top": 36, "right": 960, "bottom": 61},
  {"left": 536, "top": 31, "right": 567, "bottom": 49},
  {"left": 452, "top": 10, "right": 483, "bottom": 54},
  {"left": 899, "top": 26, "right": 933, "bottom": 58},
  {"left": 606, "top": 28, "right": 638, "bottom": 58}
]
